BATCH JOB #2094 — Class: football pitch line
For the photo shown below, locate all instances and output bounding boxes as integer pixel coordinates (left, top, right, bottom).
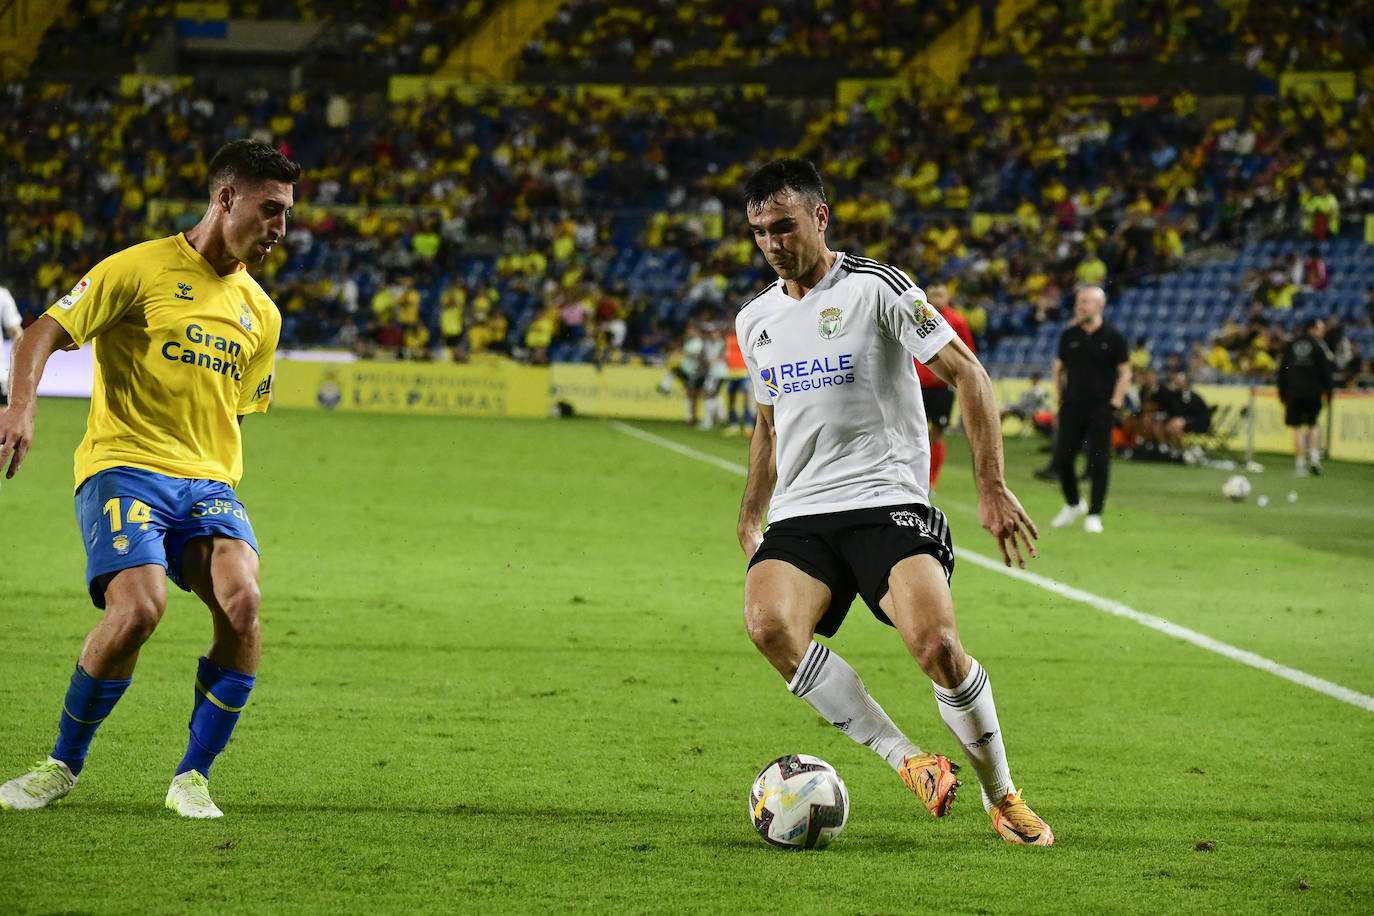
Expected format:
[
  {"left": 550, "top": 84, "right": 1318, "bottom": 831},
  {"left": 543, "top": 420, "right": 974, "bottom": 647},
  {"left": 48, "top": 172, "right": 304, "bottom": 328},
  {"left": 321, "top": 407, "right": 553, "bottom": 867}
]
[{"left": 610, "top": 421, "right": 1374, "bottom": 714}]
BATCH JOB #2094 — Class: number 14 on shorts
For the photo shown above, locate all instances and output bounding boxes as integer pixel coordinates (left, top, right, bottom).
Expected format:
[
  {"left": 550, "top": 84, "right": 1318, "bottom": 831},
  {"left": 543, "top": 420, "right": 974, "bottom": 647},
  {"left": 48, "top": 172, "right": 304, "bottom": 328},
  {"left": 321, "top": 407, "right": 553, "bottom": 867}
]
[{"left": 104, "top": 497, "right": 153, "bottom": 531}]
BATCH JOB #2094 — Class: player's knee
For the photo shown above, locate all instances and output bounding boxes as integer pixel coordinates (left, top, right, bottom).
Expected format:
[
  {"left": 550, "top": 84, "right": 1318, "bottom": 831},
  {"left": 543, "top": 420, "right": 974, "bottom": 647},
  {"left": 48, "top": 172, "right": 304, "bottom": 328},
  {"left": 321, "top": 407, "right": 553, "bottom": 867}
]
[
  {"left": 910, "top": 627, "right": 961, "bottom": 676},
  {"left": 743, "top": 602, "right": 797, "bottom": 659},
  {"left": 220, "top": 580, "right": 262, "bottom": 639},
  {"left": 109, "top": 597, "right": 165, "bottom": 647}
]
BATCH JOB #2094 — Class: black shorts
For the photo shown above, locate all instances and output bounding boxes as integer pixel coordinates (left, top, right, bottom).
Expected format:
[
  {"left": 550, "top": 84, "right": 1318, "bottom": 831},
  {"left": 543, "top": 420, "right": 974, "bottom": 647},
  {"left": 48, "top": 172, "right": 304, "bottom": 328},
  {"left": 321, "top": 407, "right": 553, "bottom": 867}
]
[
  {"left": 923, "top": 386, "right": 955, "bottom": 428},
  {"left": 1182, "top": 414, "right": 1209, "bottom": 434},
  {"left": 748, "top": 503, "right": 955, "bottom": 638},
  {"left": 1284, "top": 396, "right": 1322, "bottom": 427}
]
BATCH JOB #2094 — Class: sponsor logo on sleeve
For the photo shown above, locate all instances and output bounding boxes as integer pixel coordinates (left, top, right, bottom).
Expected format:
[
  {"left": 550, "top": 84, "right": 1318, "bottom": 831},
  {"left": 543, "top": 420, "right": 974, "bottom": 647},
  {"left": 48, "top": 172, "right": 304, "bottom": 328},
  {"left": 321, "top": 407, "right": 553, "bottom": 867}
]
[
  {"left": 57, "top": 277, "right": 91, "bottom": 310},
  {"left": 911, "top": 293, "right": 942, "bottom": 338}
]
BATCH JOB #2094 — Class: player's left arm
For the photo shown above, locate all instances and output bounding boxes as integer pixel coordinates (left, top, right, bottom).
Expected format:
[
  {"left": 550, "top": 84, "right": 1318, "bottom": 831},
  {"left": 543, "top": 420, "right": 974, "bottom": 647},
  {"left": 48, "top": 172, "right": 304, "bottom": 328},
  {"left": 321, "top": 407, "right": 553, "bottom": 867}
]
[
  {"left": 1109, "top": 329, "right": 1131, "bottom": 410},
  {"left": 925, "top": 337, "right": 1039, "bottom": 568},
  {"left": 1111, "top": 361, "right": 1131, "bottom": 411}
]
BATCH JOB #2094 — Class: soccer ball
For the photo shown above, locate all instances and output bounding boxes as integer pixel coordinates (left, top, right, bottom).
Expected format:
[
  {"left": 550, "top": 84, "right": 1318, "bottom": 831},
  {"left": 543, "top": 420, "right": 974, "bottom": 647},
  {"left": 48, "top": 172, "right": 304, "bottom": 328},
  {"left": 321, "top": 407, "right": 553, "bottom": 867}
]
[
  {"left": 749, "top": 754, "right": 849, "bottom": 849},
  {"left": 1222, "top": 474, "right": 1251, "bottom": 501}
]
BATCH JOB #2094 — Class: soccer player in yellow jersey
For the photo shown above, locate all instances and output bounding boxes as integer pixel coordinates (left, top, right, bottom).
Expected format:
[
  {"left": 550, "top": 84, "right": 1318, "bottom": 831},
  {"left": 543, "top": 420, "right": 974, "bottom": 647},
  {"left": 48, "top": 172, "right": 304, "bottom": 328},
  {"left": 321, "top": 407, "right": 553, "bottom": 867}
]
[{"left": 0, "top": 140, "right": 299, "bottom": 819}]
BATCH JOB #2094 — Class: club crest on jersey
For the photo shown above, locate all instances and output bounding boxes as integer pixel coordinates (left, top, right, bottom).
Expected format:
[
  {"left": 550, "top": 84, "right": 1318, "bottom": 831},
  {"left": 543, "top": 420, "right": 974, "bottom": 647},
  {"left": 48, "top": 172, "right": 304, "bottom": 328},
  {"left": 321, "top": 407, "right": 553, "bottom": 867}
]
[
  {"left": 818, "top": 306, "right": 843, "bottom": 339},
  {"left": 758, "top": 366, "right": 780, "bottom": 399},
  {"left": 57, "top": 277, "right": 91, "bottom": 310},
  {"left": 112, "top": 535, "right": 130, "bottom": 556},
  {"left": 239, "top": 303, "right": 254, "bottom": 332}
]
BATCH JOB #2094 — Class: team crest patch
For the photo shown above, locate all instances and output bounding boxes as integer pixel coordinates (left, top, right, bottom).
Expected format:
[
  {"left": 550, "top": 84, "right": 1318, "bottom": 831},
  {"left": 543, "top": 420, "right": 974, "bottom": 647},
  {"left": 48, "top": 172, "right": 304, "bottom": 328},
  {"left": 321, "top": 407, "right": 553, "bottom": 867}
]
[
  {"left": 112, "top": 535, "right": 131, "bottom": 556},
  {"left": 818, "top": 306, "right": 843, "bottom": 339},
  {"left": 239, "top": 303, "right": 254, "bottom": 332},
  {"left": 57, "top": 277, "right": 91, "bottom": 310},
  {"left": 758, "top": 366, "right": 780, "bottom": 399}
]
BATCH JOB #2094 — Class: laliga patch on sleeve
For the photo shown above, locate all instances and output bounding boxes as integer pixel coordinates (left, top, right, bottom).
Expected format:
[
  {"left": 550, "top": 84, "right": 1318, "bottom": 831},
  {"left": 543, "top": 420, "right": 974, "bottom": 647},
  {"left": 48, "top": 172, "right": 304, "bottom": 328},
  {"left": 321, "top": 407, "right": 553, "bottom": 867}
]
[
  {"left": 910, "top": 291, "right": 942, "bottom": 338},
  {"left": 911, "top": 291, "right": 936, "bottom": 324},
  {"left": 57, "top": 276, "right": 91, "bottom": 310}
]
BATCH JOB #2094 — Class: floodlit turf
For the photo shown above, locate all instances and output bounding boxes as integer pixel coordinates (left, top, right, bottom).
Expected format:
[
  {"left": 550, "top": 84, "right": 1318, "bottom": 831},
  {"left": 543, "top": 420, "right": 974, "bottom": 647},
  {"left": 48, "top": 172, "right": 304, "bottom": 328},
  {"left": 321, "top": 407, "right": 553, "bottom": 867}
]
[{"left": 2, "top": 397, "right": 1371, "bottom": 914}]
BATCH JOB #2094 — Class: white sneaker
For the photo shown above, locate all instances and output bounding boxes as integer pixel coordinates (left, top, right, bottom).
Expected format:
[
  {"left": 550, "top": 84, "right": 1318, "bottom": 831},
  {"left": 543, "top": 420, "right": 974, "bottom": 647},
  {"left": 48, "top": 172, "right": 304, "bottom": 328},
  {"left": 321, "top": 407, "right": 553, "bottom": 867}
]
[
  {"left": 1084, "top": 514, "right": 1104, "bottom": 533},
  {"left": 1051, "top": 501, "right": 1087, "bottom": 528},
  {"left": 0, "top": 757, "right": 77, "bottom": 810},
  {"left": 165, "top": 770, "right": 223, "bottom": 819}
]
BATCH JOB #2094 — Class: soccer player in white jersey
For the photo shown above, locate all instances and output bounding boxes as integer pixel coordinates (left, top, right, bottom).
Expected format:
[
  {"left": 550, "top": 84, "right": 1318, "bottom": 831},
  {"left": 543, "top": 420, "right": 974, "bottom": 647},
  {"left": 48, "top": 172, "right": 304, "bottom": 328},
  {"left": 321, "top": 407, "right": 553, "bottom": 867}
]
[
  {"left": 735, "top": 159, "right": 1053, "bottom": 845},
  {"left": 0, "top": 280, "right": 22, "bottom": 405}
]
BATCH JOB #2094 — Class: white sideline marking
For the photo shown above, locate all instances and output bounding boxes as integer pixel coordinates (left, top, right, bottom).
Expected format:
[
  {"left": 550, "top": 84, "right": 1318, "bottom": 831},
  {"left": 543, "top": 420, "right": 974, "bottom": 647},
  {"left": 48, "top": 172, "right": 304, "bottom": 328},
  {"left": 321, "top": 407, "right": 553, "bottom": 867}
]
[{"left": 610, "top": 421, "right": 1374, "bottom": 713}]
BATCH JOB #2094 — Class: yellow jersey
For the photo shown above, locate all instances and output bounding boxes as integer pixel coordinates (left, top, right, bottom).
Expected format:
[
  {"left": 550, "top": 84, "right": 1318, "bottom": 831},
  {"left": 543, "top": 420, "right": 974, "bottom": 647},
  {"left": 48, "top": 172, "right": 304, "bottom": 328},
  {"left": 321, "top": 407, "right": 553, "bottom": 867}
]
[{"left": 45, "top": 233, "right": 281, "bottom": 490}]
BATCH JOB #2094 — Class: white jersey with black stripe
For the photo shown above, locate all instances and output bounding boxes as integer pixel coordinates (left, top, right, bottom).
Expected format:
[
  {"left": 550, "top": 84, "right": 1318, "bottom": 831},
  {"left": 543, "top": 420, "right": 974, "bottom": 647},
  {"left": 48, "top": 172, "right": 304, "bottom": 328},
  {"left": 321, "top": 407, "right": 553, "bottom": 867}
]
[{"left": 734, "top": 251, "right": 956, "bottom": 522}]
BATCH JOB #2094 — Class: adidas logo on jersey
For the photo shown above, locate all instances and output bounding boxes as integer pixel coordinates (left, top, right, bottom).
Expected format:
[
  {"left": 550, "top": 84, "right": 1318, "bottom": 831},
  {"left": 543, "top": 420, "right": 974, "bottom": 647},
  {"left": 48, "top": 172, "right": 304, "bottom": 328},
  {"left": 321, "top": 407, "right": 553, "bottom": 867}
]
[{"left": 754, "top": 329, "right": 772, "bottom": 348}]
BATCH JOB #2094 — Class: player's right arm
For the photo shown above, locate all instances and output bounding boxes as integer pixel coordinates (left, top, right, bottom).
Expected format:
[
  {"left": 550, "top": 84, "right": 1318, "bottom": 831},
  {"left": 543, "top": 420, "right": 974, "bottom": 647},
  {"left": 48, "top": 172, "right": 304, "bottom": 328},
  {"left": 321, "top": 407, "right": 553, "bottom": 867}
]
[
  {"left": 738, "top": 403, "right": 776, "bottom": 559},
  {"left": 0, "top": 315, "right": 74, "bottom": 478},
  {"left": 925, "top": 336, "right": 1038, "bottom": 569}
]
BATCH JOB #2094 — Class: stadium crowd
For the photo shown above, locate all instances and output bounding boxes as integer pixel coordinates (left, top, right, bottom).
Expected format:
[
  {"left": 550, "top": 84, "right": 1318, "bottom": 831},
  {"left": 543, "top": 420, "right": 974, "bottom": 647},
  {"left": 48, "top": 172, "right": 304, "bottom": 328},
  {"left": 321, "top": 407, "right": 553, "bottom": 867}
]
[
  {"left": 2, "top": 2, "right": 1372, "bottom": 389},
  {"left": 34, "top": 0, "right": 496, "bottom": 77},
  {"left": 520, "top": 0, "right": 964, "bottom": 78}
]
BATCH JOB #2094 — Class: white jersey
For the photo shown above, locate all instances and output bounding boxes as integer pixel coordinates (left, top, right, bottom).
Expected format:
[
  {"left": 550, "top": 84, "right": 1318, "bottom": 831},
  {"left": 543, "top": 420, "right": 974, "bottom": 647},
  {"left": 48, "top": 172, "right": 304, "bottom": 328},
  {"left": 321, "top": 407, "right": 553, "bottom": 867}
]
[
  {"left": 735, "top": 252, "right": 955, "bottom": 523},
  {"left": 0, "top": 285, "right": 17, "bottom": 398},
  {"left": 0, "top": 285, "right": 19, "bottom": 334}
]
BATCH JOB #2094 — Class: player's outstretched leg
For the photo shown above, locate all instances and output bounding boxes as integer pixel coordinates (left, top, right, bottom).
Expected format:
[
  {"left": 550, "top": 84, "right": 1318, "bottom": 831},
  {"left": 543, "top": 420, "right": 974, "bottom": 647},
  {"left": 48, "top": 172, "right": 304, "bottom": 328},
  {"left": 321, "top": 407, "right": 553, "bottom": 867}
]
[
  {"left": 2, "top": 588, "right": 146, "bottom": 812},
  {"left": 4, "top": 664, "right": 131, "bottom": 810},
  {"left": 172, "top": 535, "right": 262, "bottom": 818},
  {"left": 746, "top": 561, "right": 961, "bottom": 819},
  {"left": 787, "top": 640, "right": 961, "bottom": 817},
  {"left": 0, "top": 758, "right": 78, "bottom": 810},
  {"left": 933, "top": 659, "right": 1053, "bottom": 845},
  {"left": 165, "top": 770, "right": 223, "bottom": 819},
  {"left": 884, "top": 555, "right": 1054, "bottom": 845}
]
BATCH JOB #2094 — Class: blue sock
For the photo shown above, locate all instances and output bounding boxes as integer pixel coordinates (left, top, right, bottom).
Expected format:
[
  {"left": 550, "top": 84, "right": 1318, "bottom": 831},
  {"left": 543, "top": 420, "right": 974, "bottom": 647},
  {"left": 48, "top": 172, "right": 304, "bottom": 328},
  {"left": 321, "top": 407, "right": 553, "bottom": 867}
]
[
  {"left": 52, "top": 664, "right": 132, "bottom": 776},
  {"left": 176, "top": 657, "right": 255, "bottom": 779}
]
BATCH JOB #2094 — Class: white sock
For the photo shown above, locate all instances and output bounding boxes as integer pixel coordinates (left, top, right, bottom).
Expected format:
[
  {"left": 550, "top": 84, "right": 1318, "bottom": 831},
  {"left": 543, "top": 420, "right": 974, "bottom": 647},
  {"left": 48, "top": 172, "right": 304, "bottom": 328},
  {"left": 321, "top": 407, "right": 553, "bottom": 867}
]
[
  {"left": 788, "top": 641, "right": 921, "bottom": 771},
  {"left": 1309, "top": 448, "right": 1321, "bottom": 466},
  {"left": 708, "top": 394, "right": 726, "bottom": 425},
  {"left": 933, "top": 657, "right": 1014, "bottom": 811}
]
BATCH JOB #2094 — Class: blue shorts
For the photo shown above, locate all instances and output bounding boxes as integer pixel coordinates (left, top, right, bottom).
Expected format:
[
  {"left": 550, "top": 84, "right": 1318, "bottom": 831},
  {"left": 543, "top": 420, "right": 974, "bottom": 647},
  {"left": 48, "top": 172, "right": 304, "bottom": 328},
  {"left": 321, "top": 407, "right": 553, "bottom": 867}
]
[{"left": 74, "top": 467, "right": 259, "bottom": 609}]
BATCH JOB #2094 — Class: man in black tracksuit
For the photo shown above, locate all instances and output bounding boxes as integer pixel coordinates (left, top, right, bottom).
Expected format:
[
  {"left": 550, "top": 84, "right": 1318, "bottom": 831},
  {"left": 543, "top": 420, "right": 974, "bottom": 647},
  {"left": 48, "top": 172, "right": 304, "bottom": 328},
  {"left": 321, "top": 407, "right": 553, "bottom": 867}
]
[
  {"left": 1277, "top": 317, "right": 1334, "bottom": 476},
  {"left": 1050, "top": 286, "right": 1131, "bottom": 533}
]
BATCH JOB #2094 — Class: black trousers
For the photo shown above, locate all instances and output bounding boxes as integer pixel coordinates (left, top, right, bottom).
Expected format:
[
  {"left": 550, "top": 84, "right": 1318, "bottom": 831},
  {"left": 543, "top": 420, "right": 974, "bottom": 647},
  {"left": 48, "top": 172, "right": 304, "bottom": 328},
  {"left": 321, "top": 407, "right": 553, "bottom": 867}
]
[{"left": 1054, "top": 402, "right": 1114, "bottom": 515}]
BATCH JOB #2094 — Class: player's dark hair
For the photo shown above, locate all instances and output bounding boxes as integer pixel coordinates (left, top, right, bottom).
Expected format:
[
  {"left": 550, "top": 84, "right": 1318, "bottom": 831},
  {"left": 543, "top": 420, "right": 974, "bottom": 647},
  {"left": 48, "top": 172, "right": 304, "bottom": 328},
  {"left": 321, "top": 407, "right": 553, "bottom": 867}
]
[
  {"left": 1300, "top": 317, "right": 1321, "bottom": 334},
  {"left": 744, "top": 158, "right": 826, "bottom": 213},
  {"left": 207, "top": 139, "right": 301, "bottom": 192}
]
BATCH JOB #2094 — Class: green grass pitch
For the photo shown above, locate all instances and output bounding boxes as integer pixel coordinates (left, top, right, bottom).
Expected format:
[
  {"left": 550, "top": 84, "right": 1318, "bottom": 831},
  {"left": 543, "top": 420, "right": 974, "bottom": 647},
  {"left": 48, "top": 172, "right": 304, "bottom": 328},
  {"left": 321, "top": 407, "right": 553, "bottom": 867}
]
[{"left": 1, "top": 397, "right": 1371, "bottom": 914}]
